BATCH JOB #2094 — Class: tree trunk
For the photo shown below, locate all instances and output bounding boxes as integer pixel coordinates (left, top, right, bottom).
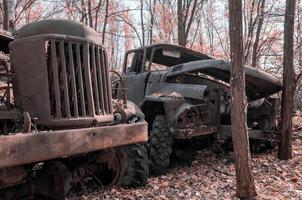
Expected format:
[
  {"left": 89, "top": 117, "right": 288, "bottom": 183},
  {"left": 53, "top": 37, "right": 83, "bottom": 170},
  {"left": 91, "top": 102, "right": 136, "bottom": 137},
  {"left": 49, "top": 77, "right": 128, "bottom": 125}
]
[
  {"left": 177, "top": 0, "right": 185, "bottom": 46},
  {"left": 251, "top": 0, "right": 266, "bottom": 68},
  {"left": 3, "top": 0, "right": 9, "bottom": 30},
  {"left": 102, "top": 0, "right": 109, "bottom": 45},
  {"left": 149, "top": 0, "right": 156, "bottom": 44},
  {"left": 228, "top": 0, "right": 257, "bottom": 198},
  {"left": 81, "top": 0, "right": 88, "bottom": 25},
  {"left": 87, "top": 0, "right": 93, "bottom": 28},
  {"left": 140, "top": 0, "right": 145, "bottom": 46},
  {"left": 278, "top": 0, "right": 296, "bottom": 160}
]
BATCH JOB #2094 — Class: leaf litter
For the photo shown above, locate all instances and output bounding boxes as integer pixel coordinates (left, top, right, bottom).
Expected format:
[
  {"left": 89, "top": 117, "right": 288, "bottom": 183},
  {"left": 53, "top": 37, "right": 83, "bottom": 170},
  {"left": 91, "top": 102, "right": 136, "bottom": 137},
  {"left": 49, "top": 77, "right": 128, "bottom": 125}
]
[{"left": 69, "top": 113, "right": 302, "bottom": 200}]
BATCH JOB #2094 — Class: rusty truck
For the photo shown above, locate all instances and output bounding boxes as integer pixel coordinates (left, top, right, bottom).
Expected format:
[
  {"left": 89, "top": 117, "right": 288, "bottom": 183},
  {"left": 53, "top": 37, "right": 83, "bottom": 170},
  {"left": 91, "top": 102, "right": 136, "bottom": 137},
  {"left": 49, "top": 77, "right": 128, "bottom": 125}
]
[
  {"left": 0, "top": 20, "right": 149, "bottom": 199},
  {"left": 113, "top": 44, "right": 282, "bottom": 176}
]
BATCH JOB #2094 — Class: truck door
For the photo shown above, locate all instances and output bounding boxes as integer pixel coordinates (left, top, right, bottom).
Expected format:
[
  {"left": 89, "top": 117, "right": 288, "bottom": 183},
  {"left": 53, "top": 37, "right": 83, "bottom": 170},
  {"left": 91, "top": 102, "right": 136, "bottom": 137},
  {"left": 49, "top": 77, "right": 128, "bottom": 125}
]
[{"left": 121, "top": 51, "right": 149, "bottom": 105}]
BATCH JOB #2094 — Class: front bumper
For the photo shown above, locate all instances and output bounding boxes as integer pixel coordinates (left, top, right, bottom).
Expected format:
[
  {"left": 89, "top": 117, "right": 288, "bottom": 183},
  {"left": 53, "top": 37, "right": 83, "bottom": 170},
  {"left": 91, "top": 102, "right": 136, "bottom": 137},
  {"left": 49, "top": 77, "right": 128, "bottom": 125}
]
[{"left": 0, "top": 122, "right": 148, "bottom": 168}]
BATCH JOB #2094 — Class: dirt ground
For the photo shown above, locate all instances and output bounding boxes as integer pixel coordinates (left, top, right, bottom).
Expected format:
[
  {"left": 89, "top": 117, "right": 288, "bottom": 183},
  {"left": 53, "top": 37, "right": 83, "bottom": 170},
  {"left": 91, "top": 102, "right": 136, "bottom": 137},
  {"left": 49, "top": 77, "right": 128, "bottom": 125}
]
[{"left": 70, "top": 114, "right": 302, "bottom": 200}]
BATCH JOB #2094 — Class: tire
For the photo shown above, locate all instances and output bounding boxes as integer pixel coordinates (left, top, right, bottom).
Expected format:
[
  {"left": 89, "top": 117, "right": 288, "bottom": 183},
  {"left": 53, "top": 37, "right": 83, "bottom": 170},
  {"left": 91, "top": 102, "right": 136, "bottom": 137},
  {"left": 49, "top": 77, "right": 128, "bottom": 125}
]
[
  {"left": 118, "top": 144, "right": 149, "bottom": 187},
  {"left": 149, "top": 115, "right": 173, "bottom": 176}
]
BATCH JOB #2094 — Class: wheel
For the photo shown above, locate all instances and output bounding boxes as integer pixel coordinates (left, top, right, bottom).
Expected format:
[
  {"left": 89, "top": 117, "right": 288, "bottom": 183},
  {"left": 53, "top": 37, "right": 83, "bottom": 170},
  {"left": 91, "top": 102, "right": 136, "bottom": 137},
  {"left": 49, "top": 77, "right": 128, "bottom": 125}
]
[
  {"left": 149, "top": 115, "right": 173, "bottom": 176},
  {"left": 118, "top": 144, "right": 149, "bottom": 187}
]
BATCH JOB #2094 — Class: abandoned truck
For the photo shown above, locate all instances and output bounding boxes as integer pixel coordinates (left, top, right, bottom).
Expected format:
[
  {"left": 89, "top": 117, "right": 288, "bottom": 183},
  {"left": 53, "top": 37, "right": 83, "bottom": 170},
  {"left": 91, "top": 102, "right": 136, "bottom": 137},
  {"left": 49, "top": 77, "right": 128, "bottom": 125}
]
[
  {"left": 112, "top": 43, "right": 282, "bottom": 176},
  {"left": 0, "top": 20, "right": 149, "bottom": 199}
]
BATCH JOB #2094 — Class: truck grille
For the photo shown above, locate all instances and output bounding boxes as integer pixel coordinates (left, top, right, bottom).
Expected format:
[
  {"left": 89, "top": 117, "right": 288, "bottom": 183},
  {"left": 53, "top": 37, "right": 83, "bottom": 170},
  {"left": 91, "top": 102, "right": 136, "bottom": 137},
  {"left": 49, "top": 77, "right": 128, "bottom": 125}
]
[{"left": 47, "top": 40, "right": 112, "bottom": 118}]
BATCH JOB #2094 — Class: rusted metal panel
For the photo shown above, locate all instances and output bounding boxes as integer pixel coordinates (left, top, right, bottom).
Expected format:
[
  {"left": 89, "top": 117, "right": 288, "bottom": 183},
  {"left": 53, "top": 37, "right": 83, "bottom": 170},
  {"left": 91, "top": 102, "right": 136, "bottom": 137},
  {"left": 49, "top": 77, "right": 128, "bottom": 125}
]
[
  {"left": 14, "top": 19, "right": 102, "bottom": 44},
  {"left": 11, "top": 38, "right": 51, "bottom": 119},
  {"left": 0, "top": 121, "right": 148, "bottom": 168},
  {"left": 122, "top": 43, "right": 282, "bottom": 142},
  {"left": 10, "top": 20, "right": 114, "bottom": 129},
  {"left": 166, "top": 59, "right": 282, "bottom": 100}
]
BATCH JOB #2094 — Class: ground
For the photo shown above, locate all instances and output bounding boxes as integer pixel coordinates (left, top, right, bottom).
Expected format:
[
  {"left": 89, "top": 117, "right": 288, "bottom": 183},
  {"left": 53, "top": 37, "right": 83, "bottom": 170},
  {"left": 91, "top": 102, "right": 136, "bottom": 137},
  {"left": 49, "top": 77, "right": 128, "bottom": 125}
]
[{"left": 69, "top": 114, "right": 302, "bottom": 200}]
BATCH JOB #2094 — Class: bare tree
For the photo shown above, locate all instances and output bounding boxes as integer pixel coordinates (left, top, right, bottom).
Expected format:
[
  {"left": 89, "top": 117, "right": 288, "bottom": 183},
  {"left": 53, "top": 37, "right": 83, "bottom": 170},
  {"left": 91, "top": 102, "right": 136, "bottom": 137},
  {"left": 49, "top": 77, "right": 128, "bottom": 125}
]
[
  {"left": 228, "top": 0, "right": 257, "bottom": 198},
  {"left": 177, "top": 0, "right": 201, "bottom": 46},
  {"left": 102, "top": 0, "right": 109, "bottom": 44},
  {"left": 2, "top": 0, "right": 9, "bottom": 30},
  {"left": 140, "top": 0, "right": 145, "bottom": 46},
  {"left": 278, "top": 0, "right": 297, "bottom": 160},
  {"left": 87, "top": 0, "right": 93, "bottom": 28},
  {"left": 148, "top": 0, "right": 156, "bottom": 44},
  {"left": 251, "top": 0, "right": 266, "bottom": 68}
]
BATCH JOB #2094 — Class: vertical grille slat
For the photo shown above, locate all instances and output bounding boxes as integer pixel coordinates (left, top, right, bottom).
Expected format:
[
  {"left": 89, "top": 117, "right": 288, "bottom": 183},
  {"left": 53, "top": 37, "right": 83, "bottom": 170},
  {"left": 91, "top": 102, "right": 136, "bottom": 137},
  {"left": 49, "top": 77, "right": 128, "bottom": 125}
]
[
  {"left": 100, "top": 49, "right": 109, "bottom": 114},
  {"left": 59, "top": 41, "right": 71, "bottom": 117},
  {"left": 75, "top": 43, "right": 86, "bottom": 116},
  {"left": 103, "top": 50, "right": 113, "bottom": 114},
  {"left": 95, "top": 47, "right": 105, "bottom": 114},
  {"left": 47, "top": 39, "right": 112, "bottom": 122},
  {"left": 83, "top": 43, "right": 95, "bottom": 115},
  {"left": 68, "top": 42, "right": 79, "bottom": 117},
  {"left": 90, "top": 45, "right": 101, "bottom": 115},
  {"left": 50, "top": 40, "right": 62, "bottom": 118}
]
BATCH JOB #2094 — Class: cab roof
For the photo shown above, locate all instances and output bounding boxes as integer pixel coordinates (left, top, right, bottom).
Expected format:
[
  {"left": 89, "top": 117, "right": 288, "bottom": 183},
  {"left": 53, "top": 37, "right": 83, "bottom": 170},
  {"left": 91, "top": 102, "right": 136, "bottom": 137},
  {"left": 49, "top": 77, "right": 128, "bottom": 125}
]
[{"left": 126, "top": 43, "right": 212, "bottom": 67}]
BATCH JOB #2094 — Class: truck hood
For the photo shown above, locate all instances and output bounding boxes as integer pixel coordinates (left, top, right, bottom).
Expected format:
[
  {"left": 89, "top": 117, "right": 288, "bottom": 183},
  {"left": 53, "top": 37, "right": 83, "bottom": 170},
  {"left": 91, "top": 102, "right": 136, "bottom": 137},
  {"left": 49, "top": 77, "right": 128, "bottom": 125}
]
[{"left": 166, "top": 59, "right": 282, "bottom": 100}]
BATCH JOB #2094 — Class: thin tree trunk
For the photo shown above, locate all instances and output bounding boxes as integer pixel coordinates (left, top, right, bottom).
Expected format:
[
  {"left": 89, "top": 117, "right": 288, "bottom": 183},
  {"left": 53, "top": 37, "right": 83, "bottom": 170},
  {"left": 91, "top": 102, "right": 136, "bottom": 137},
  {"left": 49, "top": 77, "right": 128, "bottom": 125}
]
[
  {"left": 94, "top": 0, "right": 103, "bottom": 30},
  {"left": 87, "top": 0, "right": 93, "bottom": 28},
  {"left": 251, "top": 0, "right": 266, "bottom": 68},
  {"left": 140, "top": 0, "right": 145, "bottom": 46},
  {"left": 3, "top": 0, "right": 9, "bottom": 30},
  {"left": 228, "top": 0, "right": 257, "bottom": 198},
  {"left": 81, "top": 0, "right": 88, "bottom": 25},
  {"left": 278, "top": 0, "right": 296, "bottom": 160},
  {"left": 184, "top": 0, "right": 198, "bottom": 41},
  {"left": 177, "top": 0, "right": 185, "bottom": 46},
  {"left": 102, "top": 0, "right": 109, "bottom": 45},
  {"left": 149, "top": 0, "right": 156, "bottom": 44}
]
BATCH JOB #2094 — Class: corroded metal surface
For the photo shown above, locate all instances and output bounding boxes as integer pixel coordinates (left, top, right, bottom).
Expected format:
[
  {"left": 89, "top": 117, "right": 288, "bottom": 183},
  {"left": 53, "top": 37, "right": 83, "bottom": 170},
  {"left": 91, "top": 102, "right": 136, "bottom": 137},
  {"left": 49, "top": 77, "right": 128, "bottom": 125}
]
[
  {"left": 0, "top": 20, "right": 149, "bottom": 199},
  {"left": 166, "top": 59, "right": 282, "bottom": 100},
  {"left": 10, "top": 20, "right": 113, "bottom": 129},
  {"left": 0, "top": 121, "right": 147, "bottom": 168},
  {"left": 120, "top": 43, "right": 282, "bottom": 140}
]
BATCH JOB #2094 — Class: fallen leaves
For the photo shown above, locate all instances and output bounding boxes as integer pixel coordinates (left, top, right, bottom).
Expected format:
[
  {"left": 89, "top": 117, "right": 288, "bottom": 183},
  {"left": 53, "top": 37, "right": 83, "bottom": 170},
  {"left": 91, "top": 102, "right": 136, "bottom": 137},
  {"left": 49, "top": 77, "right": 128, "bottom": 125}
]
[{"left": 69, "top": 120, "right": 302, "bottom": 200}]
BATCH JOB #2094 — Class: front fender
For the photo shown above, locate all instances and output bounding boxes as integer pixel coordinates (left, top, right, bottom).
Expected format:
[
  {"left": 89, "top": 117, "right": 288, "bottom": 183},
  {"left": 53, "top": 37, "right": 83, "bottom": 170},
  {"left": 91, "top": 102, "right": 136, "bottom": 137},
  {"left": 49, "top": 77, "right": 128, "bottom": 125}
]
[
  {"left": 141, "top": 95, "right": 189, "bottom": 128},
  {"left": 113, "top": 100, "right": 145, "bottom": 122},
  {"left": 125, "top": 100, "right": 145, "bottom": 120}
]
